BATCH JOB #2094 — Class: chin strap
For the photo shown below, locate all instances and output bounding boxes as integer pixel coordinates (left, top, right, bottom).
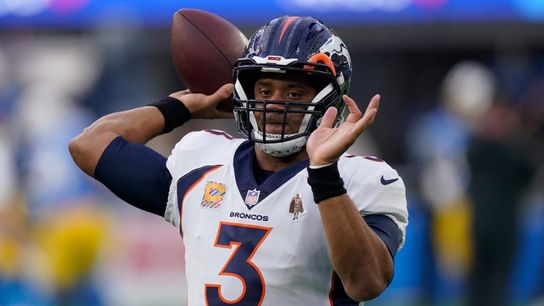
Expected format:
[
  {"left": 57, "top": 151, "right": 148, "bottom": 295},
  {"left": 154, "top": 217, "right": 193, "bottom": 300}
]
[{"left": 255, "top": 136, "right": 307, "bottom": 158}]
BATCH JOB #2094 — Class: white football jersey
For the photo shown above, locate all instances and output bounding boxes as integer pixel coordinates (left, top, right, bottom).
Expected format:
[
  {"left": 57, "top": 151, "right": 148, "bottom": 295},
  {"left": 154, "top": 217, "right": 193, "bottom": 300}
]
[{"left": 165, "top": 130, "right": 408, "bottom": 306}]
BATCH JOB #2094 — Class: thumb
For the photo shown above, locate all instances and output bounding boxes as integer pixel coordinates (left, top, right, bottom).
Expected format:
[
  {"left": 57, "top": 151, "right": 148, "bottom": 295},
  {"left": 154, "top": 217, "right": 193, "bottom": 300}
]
[{"left": 211, "top": 83, "right": 234, "bottom": 101}]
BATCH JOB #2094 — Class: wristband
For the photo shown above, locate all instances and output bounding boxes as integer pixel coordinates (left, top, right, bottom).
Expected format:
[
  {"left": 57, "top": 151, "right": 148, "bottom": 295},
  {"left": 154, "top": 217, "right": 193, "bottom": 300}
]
[
  {"left": 148, "top": 97, "right": 192, "bottom": 134},
  {"left": 307, "top": 162, "right": 347, "bottom": 203}
]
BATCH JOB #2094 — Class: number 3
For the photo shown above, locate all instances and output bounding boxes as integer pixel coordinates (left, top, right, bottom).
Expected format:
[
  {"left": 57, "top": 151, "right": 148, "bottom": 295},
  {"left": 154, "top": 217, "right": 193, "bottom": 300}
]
[{"left": 205, "top": 222, "right": 272, "bottom": 306}]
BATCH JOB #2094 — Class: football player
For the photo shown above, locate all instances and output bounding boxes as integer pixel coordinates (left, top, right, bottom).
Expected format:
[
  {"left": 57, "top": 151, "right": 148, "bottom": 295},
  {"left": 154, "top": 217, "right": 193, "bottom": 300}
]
[{"left": 69, "top": 16, "right": 408, "bottom": 305}]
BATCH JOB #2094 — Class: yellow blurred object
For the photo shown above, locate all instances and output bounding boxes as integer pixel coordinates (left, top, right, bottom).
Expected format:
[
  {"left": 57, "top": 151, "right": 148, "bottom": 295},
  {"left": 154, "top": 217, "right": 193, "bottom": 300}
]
[
  {"left": 35, "top": 205, "right": 109, "bottom": 289},
  {"left": 432, "top": 198, "right": 473, "bottom": 276},
  {"left": 0, "top": 239, "right": 20, "bottom": 276},
  {"left": 0, "top": 198, "right": 29, "bottom": 277}
]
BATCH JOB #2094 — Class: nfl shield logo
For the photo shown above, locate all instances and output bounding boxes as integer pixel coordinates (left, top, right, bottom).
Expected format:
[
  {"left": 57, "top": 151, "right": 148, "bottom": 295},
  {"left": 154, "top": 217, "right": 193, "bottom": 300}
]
[{"left": 245, "top": 189, "right": 261, "bottom": 208}]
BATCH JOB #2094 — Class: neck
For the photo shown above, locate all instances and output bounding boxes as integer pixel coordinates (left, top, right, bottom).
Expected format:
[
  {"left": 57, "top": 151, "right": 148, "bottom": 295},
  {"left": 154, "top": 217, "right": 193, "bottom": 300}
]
[{"left": 254, "top": 146, "right": 308, "bottom": 172}]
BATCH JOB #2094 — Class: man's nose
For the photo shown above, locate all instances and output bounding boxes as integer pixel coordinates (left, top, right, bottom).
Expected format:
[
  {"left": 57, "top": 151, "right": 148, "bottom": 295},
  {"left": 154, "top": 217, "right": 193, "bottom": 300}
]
[{"left": 265, "top": 93, "right": 286, "bottom": 110}]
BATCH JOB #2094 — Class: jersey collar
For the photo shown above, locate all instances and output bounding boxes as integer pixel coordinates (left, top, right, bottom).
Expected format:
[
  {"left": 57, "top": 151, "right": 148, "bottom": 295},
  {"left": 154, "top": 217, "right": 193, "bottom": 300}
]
[{"left": 233, "top": 141, "right": 308, "bottom": 210}]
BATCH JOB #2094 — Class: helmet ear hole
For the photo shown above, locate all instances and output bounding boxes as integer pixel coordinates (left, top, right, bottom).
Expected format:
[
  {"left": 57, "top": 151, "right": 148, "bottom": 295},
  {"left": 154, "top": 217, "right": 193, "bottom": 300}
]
[{"left": 304, "top": 53, "right": 336, "bottom": 76}]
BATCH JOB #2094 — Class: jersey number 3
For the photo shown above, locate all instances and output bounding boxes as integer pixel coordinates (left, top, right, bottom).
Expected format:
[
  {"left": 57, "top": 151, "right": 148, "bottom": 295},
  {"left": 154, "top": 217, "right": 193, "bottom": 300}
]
[{"left": 205, "top": 222, "right": 272, "bottom": 306}]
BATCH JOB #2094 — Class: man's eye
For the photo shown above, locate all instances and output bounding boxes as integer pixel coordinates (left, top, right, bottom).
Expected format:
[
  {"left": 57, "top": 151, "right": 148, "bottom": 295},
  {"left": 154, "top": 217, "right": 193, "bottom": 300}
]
[
  {"left": 287, "top": 92, "right": 302, "bottom": 99},
  {"left": 259, "top": 89, "right": 271, "bottom": 96}
]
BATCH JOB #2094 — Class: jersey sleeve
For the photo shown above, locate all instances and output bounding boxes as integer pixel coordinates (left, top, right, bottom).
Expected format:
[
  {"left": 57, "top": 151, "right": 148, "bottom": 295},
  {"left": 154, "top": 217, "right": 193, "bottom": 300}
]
[
  {"left": 164, "top": 130, "right": 243, "bottom": 227},
  {"left": 94, "top": 136, "right": 172, "bottom": 217},
  {"left": 340, "top": 156, "right": 409, "bottom": 248}
]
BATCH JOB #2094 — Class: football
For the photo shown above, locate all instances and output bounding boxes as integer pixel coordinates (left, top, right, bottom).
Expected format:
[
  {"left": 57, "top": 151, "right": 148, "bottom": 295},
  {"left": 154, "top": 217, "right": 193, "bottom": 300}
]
[{"left": 171, "top": 8, "right": 248, "bottom": 112}]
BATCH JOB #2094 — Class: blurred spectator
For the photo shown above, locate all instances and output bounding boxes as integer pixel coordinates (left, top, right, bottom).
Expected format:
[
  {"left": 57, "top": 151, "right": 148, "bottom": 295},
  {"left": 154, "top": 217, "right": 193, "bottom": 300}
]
[
  {"left": 467, "top": 96, "right": 536, "bottom": 306},
  {"left": 0, "top": 50, "right": 17, "bottom": 212},
  {"left": 405, "top": 61, "right": 496, "bottom": 306},
  {"left": 513, "top": 70, "right": 544, "bottom": 305},
  {"left": 0, "top": 46, "right": 51, "bottom": 306},
  {"left": 8, "top": 37, "right": 110, "bottom": 306}
]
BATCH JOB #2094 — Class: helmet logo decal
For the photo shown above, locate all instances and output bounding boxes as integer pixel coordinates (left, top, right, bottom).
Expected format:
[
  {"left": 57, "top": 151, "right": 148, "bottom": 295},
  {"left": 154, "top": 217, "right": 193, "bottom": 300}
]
[
  {"left": 278, "top": 16, "right": 299, "bottom": 44},
  {"left": 267, "top": 56, "right": 282, "bottom": 61},
  {"left": 319, "top": 36, "right": 351, "bottom": 81}
]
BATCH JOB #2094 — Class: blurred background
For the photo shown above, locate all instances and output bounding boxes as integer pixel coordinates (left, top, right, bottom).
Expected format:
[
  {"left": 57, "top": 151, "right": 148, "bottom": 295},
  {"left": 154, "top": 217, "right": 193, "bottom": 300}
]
[{"left": 0, "top": 0, "right": 543, "bottom": 305}]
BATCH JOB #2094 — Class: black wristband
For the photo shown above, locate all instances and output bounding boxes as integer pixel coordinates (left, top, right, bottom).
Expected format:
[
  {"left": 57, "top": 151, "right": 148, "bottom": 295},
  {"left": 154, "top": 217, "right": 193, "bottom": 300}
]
[
  {"left": 307, "top": 162, "right": 347, "bottom": 204},
  {"left": 148, "top": 97, "right": 192, "bottom": 134}
]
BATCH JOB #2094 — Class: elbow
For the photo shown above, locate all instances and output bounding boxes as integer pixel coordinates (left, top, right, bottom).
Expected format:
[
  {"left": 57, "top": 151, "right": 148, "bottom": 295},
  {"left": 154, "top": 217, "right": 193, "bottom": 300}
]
[
  {"left": 68, "top": 113, "right": 121, "bottom": 177},
  {"left": 344, "top": 277, "right": 389, "bottom": 302},
  {"left": 68, "top": 132, "right": 84, "bottom": 159},
  {"left": 68, "top": 128, "right": 98, "bottom": 176},
  {"left": 343, "top": 262, "right": 393, "bottom": 302},
  {"left": 345, "top": 245, "right": 395, "bottom": 301}
]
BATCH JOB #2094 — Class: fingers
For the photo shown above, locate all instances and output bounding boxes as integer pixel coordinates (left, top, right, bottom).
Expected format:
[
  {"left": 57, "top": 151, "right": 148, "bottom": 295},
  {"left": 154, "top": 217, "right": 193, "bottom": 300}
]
[
  {"left": 318, "top": 106, "right": 338, "bottom": 129},
  {"left": 211, "top": 83, "right": 234, "bottom": 102},
  {"left": 343, "top": 95, "right": 363, "bottom": 122},
  {"left": 320, "top": 94, "right": 380, "bottom": 132},
  {"left": 352, "top": 94, "right": 380, "bottom": 135},
  {"left": 204, "top": 83, "right": 234, "bottom": 114},
  {"left": 210, "top": 84, "right": 235, "bottom": 118},
  {"left": 363, "top": 94, "right": 380, "bottom": 125},
  {"left": 367, "top": 94, "right": 381, "bottom": 111},
  {"left": 343, "top": 94, "right": 379, "bottom": 124}
]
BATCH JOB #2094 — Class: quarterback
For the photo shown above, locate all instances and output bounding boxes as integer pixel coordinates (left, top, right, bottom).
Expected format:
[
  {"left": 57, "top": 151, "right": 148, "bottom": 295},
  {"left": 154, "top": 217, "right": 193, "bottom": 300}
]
[{"left": 69, "top": 16, "right": 408, "bottom": 305}]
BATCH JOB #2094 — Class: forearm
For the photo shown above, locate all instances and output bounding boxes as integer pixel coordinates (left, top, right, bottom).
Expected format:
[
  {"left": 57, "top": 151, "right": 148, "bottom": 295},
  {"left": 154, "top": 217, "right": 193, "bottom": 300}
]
[
  {"left": 69, "top": 106, "right": 165, "bottom": 177},
  {"left": 318, "top": 195, "right": 393, "bottom": 301},
  {"left": 69, "top": 84, "right": 233, "bottom": 178},
  {"left": 307, "top": 162, "right": 394, "bottom": 301},
  {"left": 88, "top": 106, "right": 165, "bottom": 144}
]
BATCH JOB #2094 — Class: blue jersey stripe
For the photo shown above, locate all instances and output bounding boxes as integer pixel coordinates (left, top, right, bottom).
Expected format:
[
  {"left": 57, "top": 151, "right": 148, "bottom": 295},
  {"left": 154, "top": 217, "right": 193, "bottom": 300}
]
[{"left": 176, "top": 165, "right": 222, "bottom": 236}]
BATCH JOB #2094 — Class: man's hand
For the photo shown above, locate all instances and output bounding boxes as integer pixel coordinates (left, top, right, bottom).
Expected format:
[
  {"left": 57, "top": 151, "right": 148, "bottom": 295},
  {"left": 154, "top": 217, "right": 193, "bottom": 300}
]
[
  {"left": 169, "top": 83, "right": 234, "bottom": 119},
  {"left": 306, "top": 94, "right": 380, "bottom": 167}
]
